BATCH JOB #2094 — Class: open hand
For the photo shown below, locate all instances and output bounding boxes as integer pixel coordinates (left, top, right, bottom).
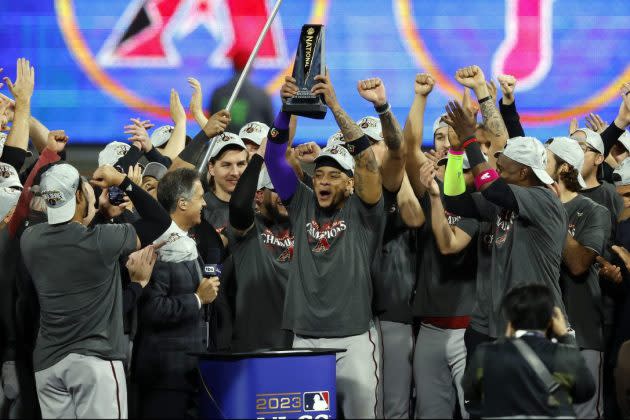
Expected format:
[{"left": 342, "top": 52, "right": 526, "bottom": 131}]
[
  {"left": 3, "top": 58, "right": 35, "bottom": 102},
  {"left": 280, "top": 76, "right": 299, "bottom": 100},
  {"left": 585, "top": 113, "right": 607, "bottom": 134},
  {"left": 169, "top": 89, "right": 187, "bottom": 125},
  {"left": 125, "top": 118, "right": 152, "bottom": 152},
  {"left": 442, "top": 100, "right": 476, "bottom": 149},
  {"left": 126, "top": 244, "right": 159, "bottom": 288},
  {"left": 91, "top": 165, "right": 126, "bottom": 189},
  {"left": 596, "top": 255, "right": 623, "bottom": 284}
]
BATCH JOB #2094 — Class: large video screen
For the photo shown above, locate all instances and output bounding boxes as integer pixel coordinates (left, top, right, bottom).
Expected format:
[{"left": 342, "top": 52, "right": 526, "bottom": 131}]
[{"left": 2, "top": 0, "right": 629, "bottom": 144}]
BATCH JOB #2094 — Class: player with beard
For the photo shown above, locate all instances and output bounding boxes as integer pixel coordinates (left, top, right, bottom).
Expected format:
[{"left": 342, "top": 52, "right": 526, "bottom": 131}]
[
  {"left": 203, "top": 133, "right": 249, "bottom": 236},
  {"left": 441, "top": 68, "right": 568, "bottom": 387},
  {"left": 546, "top": 137, "right": 611, "bottom": 419},
  {"left": 226, "top": 137, "right": 294, "bottom": 351},
  {"left": 265, "top": 71, "right": 406, "bottom": 418}
]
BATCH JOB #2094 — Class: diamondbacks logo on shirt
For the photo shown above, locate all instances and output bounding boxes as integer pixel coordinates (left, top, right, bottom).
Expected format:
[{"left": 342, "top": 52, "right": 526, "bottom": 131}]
[
  {"left": 445, "top": 210, "right": 461, "bottom": 226},
  {"left": 493, "top": 209, "right": 516, "bottom": 247},
  {"left": 306, "top": 220, "right": 347, "bottom": 253},
  {"left": 260, "top": 227, "right": 294, "bottom": 262}
]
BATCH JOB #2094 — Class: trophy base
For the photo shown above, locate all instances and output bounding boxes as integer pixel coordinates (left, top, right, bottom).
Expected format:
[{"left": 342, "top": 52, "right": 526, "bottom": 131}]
[{"left": 282, "top": 101, "right": 328, "bottom": 120}]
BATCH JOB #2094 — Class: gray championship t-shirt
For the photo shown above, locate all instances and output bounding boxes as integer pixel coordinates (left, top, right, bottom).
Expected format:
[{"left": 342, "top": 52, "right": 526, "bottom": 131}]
[
  {"left": 371, "top": 189, "right": 417, "bottom": 324},
  {"left": 580, "top": 181, "right": 622, "bottom": 233},
  {"left": 470, "top": 185, "right": 567, "bottom": 338},
  {"left": 20, "top": 222, "right": 137, "bottom": 371},
  {"left": 229, "top": 216, "right": 294, "bottom": 351},
  {"left": 202, "top": 190, "right": 230, "bottom": 236},
  {"left": 561, "top": 195, "right": 611, "bottom": 351},
  {"left": 413, "top": 188, "right": 479, "bottom": 318},
  {"left": 283, "top": 182, "right": 384, "bottom": 337}
]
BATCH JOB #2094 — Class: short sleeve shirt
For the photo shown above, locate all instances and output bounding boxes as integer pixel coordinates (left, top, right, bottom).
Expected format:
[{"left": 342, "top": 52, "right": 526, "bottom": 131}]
[
  {"left": 561, "top": 195, "right": 611, "bottom": 350},
  {"left": 20, "top": 222, "right": 137, "bottom": 371},
  {"left": 283, "top": 182, "right": 385, "bottom": 337},
  {"left": 228, "top": 216, "right": 294, "bottom": 351},
  {"left": 202, "top": 190, "right": 230, "bottom": 236},
  {"left": 470, "top": 186, "right": 568, "bottom": 338}
]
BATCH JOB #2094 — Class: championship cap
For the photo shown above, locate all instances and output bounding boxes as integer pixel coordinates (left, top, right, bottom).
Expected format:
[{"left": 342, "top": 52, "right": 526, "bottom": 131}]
[
  {"left": 0, "top": 187, "right": 20, "bottom": 221},
  {"left": 142, "top": 162, "right": 168, "bottom": 181},
  {"left": 40, "top": 163, "right": 80, "bottom": 225},
  {"left": 0, "top": 132, "right": 6, "bottom": 157},
  {"left": 239, "top": 122, "right": 269, "bottom": 146},
  {"left": 326, "top": 131, "right": 345, "bottom": 147},
  {"left": 356, "top": 116, "right": 383, "bottom": 142},
  {"left": 98, "top": 141, "right": 130, "bottom": 167},
  {"left": 314, "top": 144, "right": 355, "bottom": 175},
  {"left": 617, "top": 130, "right": 630, "bottom": 153},
  {"left": 209, "top": 132, "right": 247, "bottom": 160},
  {"left": 572, "top": 127, "right": 604, "bottom": 155},
  {"left": 150, "top": 125, "right": 174, "bottom": 148},
  {"left": 613, "top": 157, "right": 630, "bottom": 186},
  {"left": 257, "top": 166, "right": 274, "bottom": 190},
  {"left": 547, "top": 136, "right": 587, "bottom": 189},
  {"left": 0, "top": 162, "right": 22, "bottom": 190},
  {"left": 495, "top": 136, "right": 554, "bottom": 185}
]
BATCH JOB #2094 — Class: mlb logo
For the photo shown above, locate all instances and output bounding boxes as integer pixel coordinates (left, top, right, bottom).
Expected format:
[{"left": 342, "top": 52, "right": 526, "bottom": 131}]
[{"left": 303, "top": 391, "right": 330, "bottom": 412}]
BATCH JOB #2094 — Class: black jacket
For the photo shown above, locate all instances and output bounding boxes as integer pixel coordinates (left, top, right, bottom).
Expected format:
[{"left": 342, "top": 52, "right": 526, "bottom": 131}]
[
  {"left": 133, "top": 259, "right": 204, "bottom": 391},
  {"left": 463, "top": 334, "right": 595, "bottom": 418}
]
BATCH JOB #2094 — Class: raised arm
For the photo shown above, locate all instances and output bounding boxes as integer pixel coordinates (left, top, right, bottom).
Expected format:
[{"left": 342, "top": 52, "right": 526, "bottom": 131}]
[
  {"left": 419, "top": 161, "right": 473, "bottom": 254},
  {"left": 455, "top": 65, "right": 508, "bottom": 168},
  {"left": 3, "top": 58, "right": 34, "bottom": 153},
  {"left": 188, "top": 77, "right": 209, "bottom": 129},
  {"left": 497, "top": 74, "right": 525, "bottom": 138},
  {"left": 0, "top": 92, "right": 49, "bottom": 153},
  {"left": 397, "top": 172, "right": 425, "bottom": 228},
  {"left": 312, "top": 71, "right": 381, "bottom": 204},
  {"left": 359, "top": 78, "right": 406, "bottom": 193},
  {"left": 404, "top": 74, "right": 434, "bottom": 198},
  {"left": 264, "top": 111, "right": 299, "bottom": 202},
  {"left": 159, "top": 89, "right": 187, "bottom": 160},
  {"left": 601, "top": 83, "right": 630, "bottom": 157},
  {"left": 229, "top": 139, "right": 267, "bottom": 234},
  {"left": 168, "top": 110, "right": 231, "bottom": 171}
]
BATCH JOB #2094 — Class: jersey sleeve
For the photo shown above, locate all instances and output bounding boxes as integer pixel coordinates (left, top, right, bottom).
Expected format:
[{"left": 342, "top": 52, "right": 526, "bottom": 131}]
[
  {"left": 575, "top": 205, "right": 612, "bottom": 255},
  {"left": 455, "top": 216, "right": 480, "bottom": 238},
  {"left": 97, "top": 223, "right": 137, "bottom": 261},
  {"left": 509, "top": 185, "right": 562, "bottom": 226}
]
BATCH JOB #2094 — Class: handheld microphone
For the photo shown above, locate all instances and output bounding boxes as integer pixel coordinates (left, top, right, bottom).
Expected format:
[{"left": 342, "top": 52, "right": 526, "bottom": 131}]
[{"left": 202, "top": 248, "right": 222, "bottom": 351}]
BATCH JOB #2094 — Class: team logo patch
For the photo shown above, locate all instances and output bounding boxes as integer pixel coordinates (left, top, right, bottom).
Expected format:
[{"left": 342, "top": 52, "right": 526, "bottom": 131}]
[
  {"left": 55, "top": 0, "right": 328, "bottom": 119},
  {"left": 42, "top": 190, "right": 64, "bottom": 207},
  {"left": 0, "top": 165, "right": 13, "bottom": 179}
]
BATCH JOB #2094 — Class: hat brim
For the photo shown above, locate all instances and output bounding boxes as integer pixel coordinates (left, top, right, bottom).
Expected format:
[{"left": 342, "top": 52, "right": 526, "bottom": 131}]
[
  {"left": 47, "top": 199, "right": 76, "bottom": 225},
  {"left": 314, "top": 154, "right": 354, "bottom": 175},
  {"left": 242, "top": 137, "right": 263, "bottom": 146},
  {"left": 531, "top": 167, "right": 555, "bottom": 185},
  {"left": 210, "top": 141, "right": 246, "bottom": 159}
]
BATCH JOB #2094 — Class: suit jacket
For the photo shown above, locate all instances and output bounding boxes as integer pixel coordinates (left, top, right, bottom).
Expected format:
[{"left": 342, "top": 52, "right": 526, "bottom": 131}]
[
  {"left": 463, "top": 334, "right": 595, "bottom": 418},
  {"left": 133, "top": 259, "right": 204, "bottom": 391}
]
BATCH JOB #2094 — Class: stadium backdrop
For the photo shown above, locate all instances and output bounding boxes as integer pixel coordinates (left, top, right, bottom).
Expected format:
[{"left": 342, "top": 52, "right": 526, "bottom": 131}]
[{"left": 1, "top": 0, "right": 629, "bottom": 144}]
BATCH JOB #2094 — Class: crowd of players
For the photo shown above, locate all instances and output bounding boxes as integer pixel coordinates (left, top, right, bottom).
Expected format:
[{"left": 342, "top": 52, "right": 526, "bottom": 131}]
[{"left": 1, "top": 55, "right": 630, "bottom": 419}]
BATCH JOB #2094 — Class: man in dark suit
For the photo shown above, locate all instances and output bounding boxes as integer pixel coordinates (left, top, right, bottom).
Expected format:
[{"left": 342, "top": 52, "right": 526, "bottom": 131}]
[
  {"left": 209, "top": 48, "right": 274, "bottom": 133},
  {"left": 134, "top": 169, "right": 220, "bottom": 418},
  {"left": 462, "top": 284, "right": 596, "bottom": 418}
]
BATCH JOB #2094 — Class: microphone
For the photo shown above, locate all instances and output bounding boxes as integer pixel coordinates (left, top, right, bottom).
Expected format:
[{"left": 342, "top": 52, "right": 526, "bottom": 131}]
[{"left": 202, "top": 248, "right": 222, "bottom": 351}]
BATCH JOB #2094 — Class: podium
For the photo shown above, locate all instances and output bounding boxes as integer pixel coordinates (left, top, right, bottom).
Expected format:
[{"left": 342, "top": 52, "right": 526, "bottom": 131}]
[{"left": 193, "top": 348, "right": 345, "bottom": 419}]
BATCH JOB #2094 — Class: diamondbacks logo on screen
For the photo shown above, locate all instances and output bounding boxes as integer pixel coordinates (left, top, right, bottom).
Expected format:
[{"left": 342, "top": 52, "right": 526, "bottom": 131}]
[
  {"left": 394, "top": 0, "right": 630, "bottom": 125},
  {"left": 55, "top": 0, "right": 329, "bottom": 119}
]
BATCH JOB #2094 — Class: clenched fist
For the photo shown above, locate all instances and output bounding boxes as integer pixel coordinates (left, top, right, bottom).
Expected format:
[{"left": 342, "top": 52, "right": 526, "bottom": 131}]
[
  {"left": 414, "top": 73, "right": 434, "bottom": 97},
  {"left": 497, "top": 75, "right": 517, "bottom": 105},
  {"left": 455, "top": 65, "right": 486, "bottom": 91},
  {"left": 357, "top": 78, "right": 387, "bottom": 107},
  {"left": 196, "top": 277, "right": 220, "bottom": 305},
  {"left": 45, "top": 130, "right": 69, "bottom": 154},
  {"left": 203, "top": 109, "right": 231, "bottom": 138}
]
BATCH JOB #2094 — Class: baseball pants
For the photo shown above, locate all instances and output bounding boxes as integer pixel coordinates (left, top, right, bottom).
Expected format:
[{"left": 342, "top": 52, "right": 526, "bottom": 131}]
[
  {"left": 378, "top": 320, "right": 413, "bottom": 419},
  {"left": 293, "top": 320, "right": 382, "bottom": 419},
  {"left": 413, "top": 323, "right": 468, "bottom": 419},
  {"left": 35, "top": 353, "right": 127, "bottom": 419},
  {"left": 574, "top": 349, "right": 603, "bottom": 419}
]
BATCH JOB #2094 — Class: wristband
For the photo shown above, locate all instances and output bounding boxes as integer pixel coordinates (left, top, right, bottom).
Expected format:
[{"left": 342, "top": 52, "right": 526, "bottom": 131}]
[
  {"left": 118, "top": 176, "right": 132, "bottom": 191},
  {"left": 478, "top": 96, "right": 492, "bottom": 104},
  {"left": 474, "top": 169, "right": 499, "bottom": 190},
  {"left": 374, "top": 102, "right": 390, "bottom": 115},
  {"left": 462, "top": 136, "right": 478, "bottom": 149},
  {"left": 345, "top": 135, "right": 371, "bottom": 156}
]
